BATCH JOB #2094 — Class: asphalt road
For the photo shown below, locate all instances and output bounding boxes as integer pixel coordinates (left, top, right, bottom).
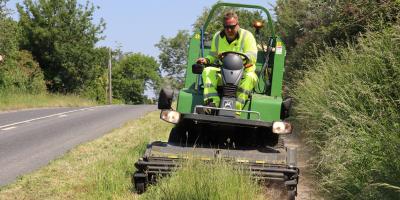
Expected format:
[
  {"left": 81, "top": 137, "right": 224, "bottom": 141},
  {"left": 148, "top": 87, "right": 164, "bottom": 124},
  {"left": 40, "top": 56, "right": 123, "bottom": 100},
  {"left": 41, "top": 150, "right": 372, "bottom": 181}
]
[{"left": 0, "top": 105, "right": 156, "bottom": 187}]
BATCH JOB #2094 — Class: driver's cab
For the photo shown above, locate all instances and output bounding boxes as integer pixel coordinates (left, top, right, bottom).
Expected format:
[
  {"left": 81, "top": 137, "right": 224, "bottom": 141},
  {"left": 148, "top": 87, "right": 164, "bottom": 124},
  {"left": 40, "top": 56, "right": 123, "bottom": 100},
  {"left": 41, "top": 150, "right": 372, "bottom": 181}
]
[{"left": 176, "top": 3, "right": 289, "bottom": 123}]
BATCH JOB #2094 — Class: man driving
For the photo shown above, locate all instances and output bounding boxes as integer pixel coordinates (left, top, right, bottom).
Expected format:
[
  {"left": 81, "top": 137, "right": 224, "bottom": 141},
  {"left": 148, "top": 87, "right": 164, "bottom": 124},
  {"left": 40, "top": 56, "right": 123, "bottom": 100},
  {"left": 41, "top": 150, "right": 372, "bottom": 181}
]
[{"left": 196, "top": 11, "right": 258, "bottom": 113}]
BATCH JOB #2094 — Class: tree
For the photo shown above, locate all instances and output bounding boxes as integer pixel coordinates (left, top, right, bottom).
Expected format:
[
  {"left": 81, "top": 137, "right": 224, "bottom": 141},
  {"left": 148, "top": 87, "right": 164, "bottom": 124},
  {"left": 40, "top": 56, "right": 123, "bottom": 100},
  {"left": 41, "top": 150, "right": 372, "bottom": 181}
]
[
  {"left": 0, "top": 0, "right": 18, "bottom": 58},
  {"left": 0, "top": 0, "right": 46, "bottom": 93},
  {"left": 0, "top": 0, "right": 9, "bottom": 19},
  {"left": 79, "top": 46, "right": 109, "bottom": 102},
  {"left": 155, "top": 30, "right": 190, "bottom": 90},
  {"left": 17, "top": 0, "right": 106, "bottom": 93},
  {"left": 112, "top": 53, "right": 160, "bottom": 104}
]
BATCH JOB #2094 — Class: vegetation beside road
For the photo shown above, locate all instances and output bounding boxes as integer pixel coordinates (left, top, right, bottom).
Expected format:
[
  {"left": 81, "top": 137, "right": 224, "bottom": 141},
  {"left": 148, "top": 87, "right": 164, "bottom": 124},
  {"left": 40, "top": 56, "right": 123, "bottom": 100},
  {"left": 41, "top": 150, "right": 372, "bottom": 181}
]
[
  {"left": 0, "top": 91, "right": 97, "bottom": 111},
  {"left": 275, "top": 0, "right": 400, "bottom": 198},
  {"left": 292, "top": 27, "right": 400, "bottom": 199}
]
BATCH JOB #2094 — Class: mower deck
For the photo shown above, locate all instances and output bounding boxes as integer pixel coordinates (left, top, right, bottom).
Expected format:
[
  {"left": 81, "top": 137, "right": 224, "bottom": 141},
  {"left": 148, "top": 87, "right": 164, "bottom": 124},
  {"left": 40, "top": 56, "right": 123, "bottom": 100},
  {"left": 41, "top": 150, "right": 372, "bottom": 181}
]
[{"left": 133, "top": 141, "right": 299, "bottom": 195}]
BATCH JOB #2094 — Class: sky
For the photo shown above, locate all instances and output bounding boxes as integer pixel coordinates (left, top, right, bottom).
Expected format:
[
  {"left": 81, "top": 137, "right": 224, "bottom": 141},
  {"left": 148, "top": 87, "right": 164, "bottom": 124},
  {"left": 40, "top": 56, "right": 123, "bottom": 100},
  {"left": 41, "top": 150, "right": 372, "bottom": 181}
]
[{"left": 6, "top": 0, "right": 276, "bottom": 58}]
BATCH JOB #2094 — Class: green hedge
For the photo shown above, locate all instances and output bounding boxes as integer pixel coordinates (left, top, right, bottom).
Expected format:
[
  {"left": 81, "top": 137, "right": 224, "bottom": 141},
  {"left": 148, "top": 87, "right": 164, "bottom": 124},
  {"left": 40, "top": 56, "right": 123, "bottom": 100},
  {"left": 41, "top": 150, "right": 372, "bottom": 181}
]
[
  {"left": 293, "top": 27, "right": 400, "bottom": 199},
  {"left": 0, "top": 50, "right": 46, "bottom": 94}
]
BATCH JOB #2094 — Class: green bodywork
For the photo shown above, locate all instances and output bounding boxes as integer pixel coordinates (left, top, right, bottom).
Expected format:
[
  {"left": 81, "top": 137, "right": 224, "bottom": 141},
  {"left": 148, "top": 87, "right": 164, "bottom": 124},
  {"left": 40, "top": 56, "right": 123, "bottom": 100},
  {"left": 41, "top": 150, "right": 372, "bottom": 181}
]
[{"left": 176, "top": 2, "right": 287, "bottom": 122}]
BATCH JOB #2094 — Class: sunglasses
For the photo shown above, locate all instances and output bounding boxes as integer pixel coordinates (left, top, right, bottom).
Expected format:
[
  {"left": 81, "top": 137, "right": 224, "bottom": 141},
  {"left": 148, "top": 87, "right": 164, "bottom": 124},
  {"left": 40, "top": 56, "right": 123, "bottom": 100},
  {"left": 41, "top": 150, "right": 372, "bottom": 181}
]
[{"left": 224, "top": 24, "right": 237, "bottom": 30}]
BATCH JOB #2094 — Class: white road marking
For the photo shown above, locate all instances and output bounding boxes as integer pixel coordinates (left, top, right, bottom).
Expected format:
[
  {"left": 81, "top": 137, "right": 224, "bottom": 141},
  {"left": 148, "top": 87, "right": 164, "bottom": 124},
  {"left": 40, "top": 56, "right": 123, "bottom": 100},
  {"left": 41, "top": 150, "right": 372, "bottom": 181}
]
[
  {"left": 1, "top": 126, "right": 16, "bottom": 131},
  {"left": 0, "top": 107, "right": 99, "bottom": 129},
  {"left": 58, "top": 114, "right": 67, "bottom": 118}
]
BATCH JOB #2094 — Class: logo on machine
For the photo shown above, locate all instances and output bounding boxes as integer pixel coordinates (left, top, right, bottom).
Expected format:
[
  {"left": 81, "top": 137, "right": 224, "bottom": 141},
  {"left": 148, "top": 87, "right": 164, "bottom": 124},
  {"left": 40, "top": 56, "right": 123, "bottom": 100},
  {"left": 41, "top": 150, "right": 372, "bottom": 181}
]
[{"left": 223, "top": 100, "right": 233, "bottom": 109}]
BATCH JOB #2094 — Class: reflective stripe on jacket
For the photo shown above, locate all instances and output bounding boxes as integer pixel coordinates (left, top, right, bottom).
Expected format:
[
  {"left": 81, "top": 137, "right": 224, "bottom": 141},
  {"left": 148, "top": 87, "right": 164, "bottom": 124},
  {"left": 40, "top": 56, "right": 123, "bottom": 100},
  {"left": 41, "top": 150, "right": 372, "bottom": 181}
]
[{"left": 206, "top": 28, "right": 257, "bottom": 72}]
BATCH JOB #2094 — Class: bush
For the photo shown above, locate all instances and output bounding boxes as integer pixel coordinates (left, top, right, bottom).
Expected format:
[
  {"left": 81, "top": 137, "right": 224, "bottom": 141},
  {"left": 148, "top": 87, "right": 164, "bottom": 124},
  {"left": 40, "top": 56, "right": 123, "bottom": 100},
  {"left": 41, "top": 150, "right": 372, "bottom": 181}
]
[
  {"left": 0, "top": 50, "right": 46, "bottom": 94},
  {"left": 292, "top": 27, "right": 400, "bottom": 199},
  {"left": 80, "top": 72, "right": 108, "bottom": 103},
  {"left": 275, "top": 0, "right": 400, "bottom": 70}
]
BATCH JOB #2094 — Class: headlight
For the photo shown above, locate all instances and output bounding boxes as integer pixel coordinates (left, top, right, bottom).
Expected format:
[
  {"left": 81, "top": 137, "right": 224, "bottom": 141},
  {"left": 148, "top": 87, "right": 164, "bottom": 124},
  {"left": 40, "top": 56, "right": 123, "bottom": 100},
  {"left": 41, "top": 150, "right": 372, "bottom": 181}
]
[
  {"left": 160, "top": 110, "right": 181, "bottom": 124},
  {"left": 272, "top": 121, "right": 292, "bottom": 134}
]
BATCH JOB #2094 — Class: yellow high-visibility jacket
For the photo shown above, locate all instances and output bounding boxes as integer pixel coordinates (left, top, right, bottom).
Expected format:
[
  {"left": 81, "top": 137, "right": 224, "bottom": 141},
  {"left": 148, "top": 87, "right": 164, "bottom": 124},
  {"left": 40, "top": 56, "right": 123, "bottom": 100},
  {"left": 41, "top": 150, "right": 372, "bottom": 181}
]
[{"left": 206, "top": 28, "right": 257, "bottom": 72}]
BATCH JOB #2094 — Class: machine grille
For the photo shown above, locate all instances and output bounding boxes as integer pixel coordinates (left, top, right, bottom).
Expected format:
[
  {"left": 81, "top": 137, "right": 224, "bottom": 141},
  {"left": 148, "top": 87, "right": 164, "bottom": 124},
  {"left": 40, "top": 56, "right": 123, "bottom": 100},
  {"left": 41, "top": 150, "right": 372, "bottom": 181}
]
[{"left": 223, "top": 84, "right": 237, "bottom": 98}]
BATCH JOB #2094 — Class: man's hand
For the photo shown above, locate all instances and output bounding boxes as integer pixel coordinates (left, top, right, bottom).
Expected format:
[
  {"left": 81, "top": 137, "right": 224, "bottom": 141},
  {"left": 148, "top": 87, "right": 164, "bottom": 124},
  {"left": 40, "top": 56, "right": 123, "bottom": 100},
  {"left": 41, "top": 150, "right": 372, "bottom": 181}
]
[
  {"left": 244, "top": 63, "right": 253, "bottom": 68},
  {"left": 196, "top": 57, "right": 208, "bottom": 64}
]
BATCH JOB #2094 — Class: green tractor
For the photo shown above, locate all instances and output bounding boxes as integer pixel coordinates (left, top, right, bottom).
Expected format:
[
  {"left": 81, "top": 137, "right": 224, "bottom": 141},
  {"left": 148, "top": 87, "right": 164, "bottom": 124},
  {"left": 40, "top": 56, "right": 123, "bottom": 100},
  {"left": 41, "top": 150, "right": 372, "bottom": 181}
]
[{"left": 133, "top": 2, "right": 299, "bottom": 199}]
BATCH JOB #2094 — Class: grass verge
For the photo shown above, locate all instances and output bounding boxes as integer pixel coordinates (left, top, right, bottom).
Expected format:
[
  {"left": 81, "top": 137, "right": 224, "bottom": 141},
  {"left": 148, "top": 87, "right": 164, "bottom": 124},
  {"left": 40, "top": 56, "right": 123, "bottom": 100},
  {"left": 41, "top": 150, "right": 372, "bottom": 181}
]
[
  {"left": 0, "top": 91, "right": 98, "bottom": 111},
  {"left": 292, "top": 26, "right": 400, "bottom": 199},
  {"left": 0, "top": 111, "right": 171, "bottom": 199}
]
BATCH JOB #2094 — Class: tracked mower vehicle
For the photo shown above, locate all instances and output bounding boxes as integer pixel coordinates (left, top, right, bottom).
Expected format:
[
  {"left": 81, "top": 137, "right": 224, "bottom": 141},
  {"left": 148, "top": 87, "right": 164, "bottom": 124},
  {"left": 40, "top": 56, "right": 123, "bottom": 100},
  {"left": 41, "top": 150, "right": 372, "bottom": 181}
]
[{"left": 133, "top": 2, "right": 299, "bottom": 199}]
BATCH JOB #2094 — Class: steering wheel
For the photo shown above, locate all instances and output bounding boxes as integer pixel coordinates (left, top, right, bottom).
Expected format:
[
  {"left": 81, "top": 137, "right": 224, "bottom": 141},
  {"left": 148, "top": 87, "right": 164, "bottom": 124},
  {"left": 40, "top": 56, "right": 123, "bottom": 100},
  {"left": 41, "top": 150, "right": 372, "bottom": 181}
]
[{"left": 219, "top": 51, "right": 250, "bottom": 66}]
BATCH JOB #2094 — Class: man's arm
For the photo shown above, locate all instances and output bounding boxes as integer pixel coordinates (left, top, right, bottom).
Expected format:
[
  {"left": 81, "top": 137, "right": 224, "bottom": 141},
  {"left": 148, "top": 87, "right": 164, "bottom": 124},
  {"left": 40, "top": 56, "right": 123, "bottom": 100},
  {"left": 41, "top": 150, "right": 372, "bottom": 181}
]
[
  {"left": 205, "top": 32, "right": 220, "bottom": 64},
  {"left": 243, "top": 30, "right": 258, "bottom": 65}
]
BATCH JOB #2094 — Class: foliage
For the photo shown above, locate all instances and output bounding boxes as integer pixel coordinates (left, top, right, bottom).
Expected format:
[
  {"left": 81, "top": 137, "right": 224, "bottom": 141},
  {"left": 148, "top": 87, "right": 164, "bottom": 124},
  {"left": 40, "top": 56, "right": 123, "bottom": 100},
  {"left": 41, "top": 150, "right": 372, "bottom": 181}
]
[
  {"left": 112, "top": 53, "right": 160, "bottom": 104},
  {"left": 276, "top": 1, "right": 400, "bottom": 198},
  {"left": 0, "top": 2, "right": 31, "bottom": 94},
  {"left": 292, "top": 27, "right": 400, "bottom": 199},
  {"left": 0, "top": 1, "right": 47, "bottom": 94},
  {"left": 0, "top": 0, "right": 19, "bottom": 59},
  {"left": 17, "top": 0, "right": 106, "bottom": 93},
  {"left": 0, "top": 50, "right": 46, "bottom": 93},
  {"left": 0, "top": 19, "right": 19, "bottom": 59},
  {"left": 0, "top": 0, "right": 10, "bottom": 19},
  {"left": 155, "top": 30, "right": 190, "bottom": 90},
  {"left": 142, "top": 159, "right": 265, "bottom": 200},
  {"left": 78, "top": 47, "right": 109, "bottom": 103},
  {"left": 275, "top": 0, "right": 400, "bottom": 70}
]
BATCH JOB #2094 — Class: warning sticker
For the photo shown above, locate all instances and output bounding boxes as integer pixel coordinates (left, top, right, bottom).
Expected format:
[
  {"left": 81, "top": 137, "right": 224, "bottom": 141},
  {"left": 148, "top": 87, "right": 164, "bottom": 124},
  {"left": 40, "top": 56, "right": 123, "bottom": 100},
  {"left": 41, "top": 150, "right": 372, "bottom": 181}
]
[{"left": 276, "top": 41, "right": 283, "bottom": 55}]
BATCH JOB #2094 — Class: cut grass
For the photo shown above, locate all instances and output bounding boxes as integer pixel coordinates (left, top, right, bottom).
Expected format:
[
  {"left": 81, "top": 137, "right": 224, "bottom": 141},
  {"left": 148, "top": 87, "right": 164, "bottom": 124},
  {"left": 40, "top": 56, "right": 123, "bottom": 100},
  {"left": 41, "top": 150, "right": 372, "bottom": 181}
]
[{"left": 0, "top": 91, "right": 98, "bottom": 111}]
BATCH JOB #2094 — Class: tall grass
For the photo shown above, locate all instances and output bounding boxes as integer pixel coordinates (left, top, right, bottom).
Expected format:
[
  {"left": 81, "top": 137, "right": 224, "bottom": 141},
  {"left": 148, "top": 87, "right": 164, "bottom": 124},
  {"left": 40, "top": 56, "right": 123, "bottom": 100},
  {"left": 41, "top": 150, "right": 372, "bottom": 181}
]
[
  {"left": 141, "top": 159, "right": 266, "bottom": 200},
  {"left": 292, "top": 26, "right": 400, "bottom": 199},
  {"left": 0, "top": 90, "right": 97, "bottom": 111},
  {"left": 85, "top": 142, "right": 148, "bottom": 200}
]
